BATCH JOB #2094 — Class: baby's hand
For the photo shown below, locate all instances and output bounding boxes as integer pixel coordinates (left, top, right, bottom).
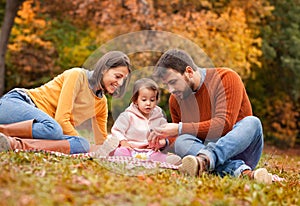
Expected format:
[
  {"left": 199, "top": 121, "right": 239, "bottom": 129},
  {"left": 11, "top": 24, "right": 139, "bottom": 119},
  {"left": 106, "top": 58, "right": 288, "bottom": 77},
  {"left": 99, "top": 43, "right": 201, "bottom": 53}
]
[
  {"left": 120, "top": 140, "right": 133, "bottom": 149},
  {"left": 148, "top": 131, "right": 167, "bottom": 151}
]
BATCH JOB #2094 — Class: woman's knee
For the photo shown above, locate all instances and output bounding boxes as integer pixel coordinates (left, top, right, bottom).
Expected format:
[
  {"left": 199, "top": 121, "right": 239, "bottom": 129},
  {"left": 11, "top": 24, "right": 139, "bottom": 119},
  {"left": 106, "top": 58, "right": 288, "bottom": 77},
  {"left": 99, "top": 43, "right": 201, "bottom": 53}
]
[
  {"left": 69, "top": 137, "right": 90, "bottom": 154},
  {"left": 49, "top": 127, "right": 64, "bottom": 140},
  {"left": 33, "top": 120, "right": 63, "bottom": 140},
  {"left": 78, "top": 137, "right": 90, "bottom": 153}
]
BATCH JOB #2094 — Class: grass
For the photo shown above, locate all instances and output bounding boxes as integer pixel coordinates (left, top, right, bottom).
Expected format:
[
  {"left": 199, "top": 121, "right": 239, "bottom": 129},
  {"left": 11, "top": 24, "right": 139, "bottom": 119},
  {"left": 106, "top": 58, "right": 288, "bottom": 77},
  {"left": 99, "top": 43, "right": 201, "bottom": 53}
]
[{"left": 0, "top": 149, "right": 299, "bottom": 206}]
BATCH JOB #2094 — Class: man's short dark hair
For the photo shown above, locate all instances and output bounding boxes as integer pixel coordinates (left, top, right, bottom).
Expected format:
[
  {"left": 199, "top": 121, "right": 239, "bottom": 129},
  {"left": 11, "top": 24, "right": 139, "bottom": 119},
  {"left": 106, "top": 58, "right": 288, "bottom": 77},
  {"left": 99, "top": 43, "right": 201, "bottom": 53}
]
[{"left": 153, "top": 49, "right": 198, "bottom": 79}]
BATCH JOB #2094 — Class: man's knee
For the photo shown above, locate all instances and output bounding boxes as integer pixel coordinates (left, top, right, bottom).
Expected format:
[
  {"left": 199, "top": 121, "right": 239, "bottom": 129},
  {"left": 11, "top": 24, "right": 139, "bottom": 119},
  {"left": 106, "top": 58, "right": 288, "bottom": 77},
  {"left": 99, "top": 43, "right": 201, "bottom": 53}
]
[
  {"left": 245, "top": 116, "right": 263, "bottom": 135},
  {"left": 174, "top": 135, "right": 185, "bottom": 157},
  {"left": 174, "top": 134, "right": 200, "bottom": 157}
]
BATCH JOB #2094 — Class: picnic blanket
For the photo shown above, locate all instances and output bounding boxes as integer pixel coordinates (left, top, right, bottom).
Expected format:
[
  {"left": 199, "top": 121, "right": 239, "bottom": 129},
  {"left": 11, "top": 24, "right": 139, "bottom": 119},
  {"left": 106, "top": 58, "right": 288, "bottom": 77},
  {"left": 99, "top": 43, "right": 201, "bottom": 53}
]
[
  {"left": 14, "top": 149, "right": 179, "bottom": 176},
  {"left": 13, "top": 149, "right": 285, "bottom": 181}
]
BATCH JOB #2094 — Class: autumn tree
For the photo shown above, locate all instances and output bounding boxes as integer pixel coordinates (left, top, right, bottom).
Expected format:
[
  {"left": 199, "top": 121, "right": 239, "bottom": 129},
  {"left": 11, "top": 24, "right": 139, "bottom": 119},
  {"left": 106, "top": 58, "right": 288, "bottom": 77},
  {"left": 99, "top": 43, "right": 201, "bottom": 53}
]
[
  {"left": 0, "top": 0, "right": 24, "bottom": 96},
  {"left": 6, "top": 0, "right": 299, "bottom": 146},
  {"left": 6, "top": 0, "right": 60, "bottom": 90},
  {"left": 246, "top": 0, "right": 300, "bottom": 147},
  {"left": 38, "top": 0, "right": 271, "bottom": 78},
  {"left": 0, "top": 0, "right": 6, "bottom": 24}
]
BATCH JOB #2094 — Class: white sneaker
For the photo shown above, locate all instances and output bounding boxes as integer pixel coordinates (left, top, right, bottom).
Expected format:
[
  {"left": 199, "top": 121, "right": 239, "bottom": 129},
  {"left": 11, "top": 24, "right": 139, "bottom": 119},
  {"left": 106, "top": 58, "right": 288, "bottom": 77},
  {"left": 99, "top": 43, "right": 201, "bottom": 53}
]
[
  {"left": 179, "top": 154, "right": 210, "bottom": 176},
  {"left": 166, "top": 153, "right": 182, "bottom": 165},
  {"left": 253, "top": 168, "right": 273, "bottom": 184},
  {"left": 90, "top": 135, "right": 119, "bottom": 158}
]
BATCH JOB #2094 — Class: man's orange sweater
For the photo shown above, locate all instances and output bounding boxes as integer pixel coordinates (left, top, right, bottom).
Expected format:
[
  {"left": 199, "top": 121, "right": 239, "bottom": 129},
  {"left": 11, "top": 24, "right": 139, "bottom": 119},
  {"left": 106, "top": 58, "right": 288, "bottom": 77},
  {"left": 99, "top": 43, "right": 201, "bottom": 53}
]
[{"left": 169, "top": 68, "right": 252, "bottom": 142}]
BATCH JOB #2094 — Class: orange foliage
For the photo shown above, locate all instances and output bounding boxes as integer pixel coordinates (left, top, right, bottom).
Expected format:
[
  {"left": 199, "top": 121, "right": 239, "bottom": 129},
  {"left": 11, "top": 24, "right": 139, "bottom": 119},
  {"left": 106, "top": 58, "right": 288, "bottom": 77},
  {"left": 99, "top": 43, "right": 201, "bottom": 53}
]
[
  {"left": 7, "top": 0, "right": 58, "bottom": 88},
  {"left": 8, "top": 0, "right": 297, "bottom": 147},
  {"left": 264, "top": 95, "right": 298, "bottom": 148},
  {"left": 39, "top": 0, "right": 272, "bottom": 78},
  {"left": 9, "top": 0, "right": 52, "bottom": 52},
  {"left": 8, "top": 0, "right": 274, "bottom": 80},
  {"left": 7, "top": 0, "right": 274, "bottom": 86}
]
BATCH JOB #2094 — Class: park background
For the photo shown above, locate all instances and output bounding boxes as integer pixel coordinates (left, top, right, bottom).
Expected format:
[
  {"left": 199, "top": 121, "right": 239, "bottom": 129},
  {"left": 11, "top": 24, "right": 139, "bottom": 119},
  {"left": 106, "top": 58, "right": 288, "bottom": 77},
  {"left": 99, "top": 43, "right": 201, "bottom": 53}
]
[
  {"left": 1, "top": 1, "right": 300, "bottom": 205},
  {"left": 0, "top": 0, "right": 299, "bottom": 149}
]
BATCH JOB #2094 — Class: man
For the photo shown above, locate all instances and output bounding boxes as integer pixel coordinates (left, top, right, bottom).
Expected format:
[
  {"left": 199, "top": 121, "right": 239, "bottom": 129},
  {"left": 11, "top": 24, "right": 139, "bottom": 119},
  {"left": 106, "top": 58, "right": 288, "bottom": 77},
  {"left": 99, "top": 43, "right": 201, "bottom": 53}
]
[{"left": 149, "top": 49, "right": 272, "bottom": 184}]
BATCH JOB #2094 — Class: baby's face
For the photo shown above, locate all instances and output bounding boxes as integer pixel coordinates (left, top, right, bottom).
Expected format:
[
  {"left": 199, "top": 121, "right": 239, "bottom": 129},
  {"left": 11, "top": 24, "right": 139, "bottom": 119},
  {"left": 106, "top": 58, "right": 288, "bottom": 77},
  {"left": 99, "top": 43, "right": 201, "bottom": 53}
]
[{"left": 135, "top": 88, "right": 157, "bottom": 118}]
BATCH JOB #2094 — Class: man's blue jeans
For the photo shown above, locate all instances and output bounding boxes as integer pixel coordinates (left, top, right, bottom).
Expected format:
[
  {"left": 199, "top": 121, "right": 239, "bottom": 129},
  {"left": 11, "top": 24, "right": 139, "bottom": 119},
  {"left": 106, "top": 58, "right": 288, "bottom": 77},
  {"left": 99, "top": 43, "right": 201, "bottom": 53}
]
[
  {"left": 174, "top": 116, "right": 264, "bottom": 177},
  {"left": 0, "top": 89, "right": 90, "bottom": 154}
]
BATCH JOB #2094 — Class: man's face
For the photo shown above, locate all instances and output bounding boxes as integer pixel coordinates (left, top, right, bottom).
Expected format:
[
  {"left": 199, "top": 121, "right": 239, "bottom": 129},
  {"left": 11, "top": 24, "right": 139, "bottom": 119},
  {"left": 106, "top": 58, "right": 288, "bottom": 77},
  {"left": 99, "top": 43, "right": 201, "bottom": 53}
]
[{"left": 161, "top": 68, "right": 193, "bottom": 99}]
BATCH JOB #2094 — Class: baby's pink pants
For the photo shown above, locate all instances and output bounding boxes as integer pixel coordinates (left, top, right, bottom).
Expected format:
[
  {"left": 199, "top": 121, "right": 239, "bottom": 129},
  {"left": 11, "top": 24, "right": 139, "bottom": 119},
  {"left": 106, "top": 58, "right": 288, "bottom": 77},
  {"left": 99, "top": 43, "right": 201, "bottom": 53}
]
[{"left": 113, "top": 146, "right": 167, "bottom": 162}]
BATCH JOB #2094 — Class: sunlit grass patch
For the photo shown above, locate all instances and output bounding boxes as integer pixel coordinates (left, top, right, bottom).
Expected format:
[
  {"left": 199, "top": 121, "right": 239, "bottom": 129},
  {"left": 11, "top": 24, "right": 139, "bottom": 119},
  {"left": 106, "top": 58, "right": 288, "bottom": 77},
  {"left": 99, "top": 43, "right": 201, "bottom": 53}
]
[{"left": 0, "top": 151, "right": 299, "bottom": 205}]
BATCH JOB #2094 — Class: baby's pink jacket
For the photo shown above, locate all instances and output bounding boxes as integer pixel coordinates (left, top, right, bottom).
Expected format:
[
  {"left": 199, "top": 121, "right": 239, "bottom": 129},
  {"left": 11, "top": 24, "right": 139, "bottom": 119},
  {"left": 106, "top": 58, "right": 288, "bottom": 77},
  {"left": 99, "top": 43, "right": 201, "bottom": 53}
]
[{"left": 111, "top": 103, "right": 167, "bottom": 148}]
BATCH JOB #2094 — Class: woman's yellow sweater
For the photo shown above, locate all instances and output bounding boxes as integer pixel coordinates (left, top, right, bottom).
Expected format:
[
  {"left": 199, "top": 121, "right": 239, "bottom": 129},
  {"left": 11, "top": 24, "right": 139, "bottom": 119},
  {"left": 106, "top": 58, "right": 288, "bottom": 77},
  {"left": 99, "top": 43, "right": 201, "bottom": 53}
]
[{"left": 26, "top": 68, "right": 108, "bottom": 144}]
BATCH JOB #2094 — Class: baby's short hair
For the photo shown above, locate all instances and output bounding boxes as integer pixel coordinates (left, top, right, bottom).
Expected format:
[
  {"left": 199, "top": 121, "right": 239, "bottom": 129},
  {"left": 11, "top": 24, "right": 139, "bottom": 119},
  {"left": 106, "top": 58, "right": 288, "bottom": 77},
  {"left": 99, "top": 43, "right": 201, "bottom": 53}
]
[{"left": 131, "top": 78, "right": 160, "bottom": 103}]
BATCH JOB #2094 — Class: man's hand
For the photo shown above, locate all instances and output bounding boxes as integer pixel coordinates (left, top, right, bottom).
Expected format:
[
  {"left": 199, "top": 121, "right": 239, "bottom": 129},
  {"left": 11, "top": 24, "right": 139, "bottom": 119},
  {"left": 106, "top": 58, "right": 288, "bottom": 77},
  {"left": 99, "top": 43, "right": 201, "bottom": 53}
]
[
  {"left": 147, "top": 123, "right": 179, "bottom": 150},
  {"left": 147, "top": 130, "right": 163, "bottom": 150},
  {"left": 152, "top": 123, "right": 179, "bottom": 137}
]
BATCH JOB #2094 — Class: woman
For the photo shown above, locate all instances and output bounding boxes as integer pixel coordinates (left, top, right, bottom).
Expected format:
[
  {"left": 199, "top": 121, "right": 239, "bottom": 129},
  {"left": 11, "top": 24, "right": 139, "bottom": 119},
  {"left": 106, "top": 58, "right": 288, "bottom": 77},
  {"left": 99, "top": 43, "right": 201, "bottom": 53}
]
[{"left": 0, "top": 51, "right": 131, "bottom": 154}]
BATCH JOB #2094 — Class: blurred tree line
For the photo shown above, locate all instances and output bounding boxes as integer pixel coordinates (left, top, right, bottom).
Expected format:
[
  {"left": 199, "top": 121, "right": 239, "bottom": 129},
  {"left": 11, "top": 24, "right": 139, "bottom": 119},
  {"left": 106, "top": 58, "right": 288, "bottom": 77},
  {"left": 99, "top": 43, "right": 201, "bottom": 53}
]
[{"left": 0, "top": 0, "right": 299, "bottom": 148}]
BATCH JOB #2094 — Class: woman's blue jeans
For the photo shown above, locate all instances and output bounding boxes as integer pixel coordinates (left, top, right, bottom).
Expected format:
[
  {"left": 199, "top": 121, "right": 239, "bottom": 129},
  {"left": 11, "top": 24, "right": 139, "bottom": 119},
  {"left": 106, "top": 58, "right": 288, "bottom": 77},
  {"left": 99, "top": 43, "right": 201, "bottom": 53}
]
[
  {"left": 174, "top": 116, "right": 264, "bottom": 177},
  {"left": 0, "top": 90, "right": 90, "bottom": 154}
]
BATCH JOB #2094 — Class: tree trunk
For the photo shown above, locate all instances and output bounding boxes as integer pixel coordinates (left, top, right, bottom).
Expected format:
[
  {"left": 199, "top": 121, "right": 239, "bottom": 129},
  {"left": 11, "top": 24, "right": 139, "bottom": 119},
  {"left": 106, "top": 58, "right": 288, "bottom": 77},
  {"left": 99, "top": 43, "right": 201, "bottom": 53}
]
[{"left": 0, "top": 0, "right": 24, "bottom": 96}]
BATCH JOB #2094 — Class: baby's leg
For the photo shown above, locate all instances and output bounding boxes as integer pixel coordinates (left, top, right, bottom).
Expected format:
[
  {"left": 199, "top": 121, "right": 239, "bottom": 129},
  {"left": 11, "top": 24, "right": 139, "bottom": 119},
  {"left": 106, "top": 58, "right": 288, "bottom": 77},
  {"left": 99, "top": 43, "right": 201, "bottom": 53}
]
[
  {"left": 113, "top": 146, "right": 132, "bottom": 157},
  {"left": 150, "top": 151, "right": 182, "bottom": 165},
  {"left": 149, "top": 151, "right": 167, "bottom": 162}
]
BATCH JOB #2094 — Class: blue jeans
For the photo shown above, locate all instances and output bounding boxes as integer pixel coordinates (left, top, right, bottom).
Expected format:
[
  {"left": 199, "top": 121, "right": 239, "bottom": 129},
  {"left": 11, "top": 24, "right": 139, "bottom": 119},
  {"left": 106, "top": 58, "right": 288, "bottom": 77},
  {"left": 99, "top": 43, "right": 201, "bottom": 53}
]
[
  {"left": 0, "top": 89, "right": 90, "bottom": 154},
  {"left": 174, "top": 116, "right": 264, "bottom": 177}
]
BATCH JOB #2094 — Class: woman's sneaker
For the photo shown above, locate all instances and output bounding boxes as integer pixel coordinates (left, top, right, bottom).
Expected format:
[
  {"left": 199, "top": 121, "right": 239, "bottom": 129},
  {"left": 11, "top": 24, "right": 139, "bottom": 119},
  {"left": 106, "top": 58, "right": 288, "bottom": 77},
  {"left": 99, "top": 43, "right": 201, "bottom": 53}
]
[
  {"left": 90, "top": 135, "right": 120, "bottom": 158},
  {"left": 0, "top": 132, "right": 11, "bottom": 152}
]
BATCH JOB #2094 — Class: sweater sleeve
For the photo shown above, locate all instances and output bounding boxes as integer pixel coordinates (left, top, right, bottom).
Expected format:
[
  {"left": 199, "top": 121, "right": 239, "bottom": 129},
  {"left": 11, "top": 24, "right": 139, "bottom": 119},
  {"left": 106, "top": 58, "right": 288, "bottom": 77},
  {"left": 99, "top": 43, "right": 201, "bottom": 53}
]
[
  {"left": 157, "top": 107, "right": 168, "bottom": 125},
  {"left": 92, "top": 101, "right": 108, "bottom": 145},
  {"left": 169, "top": 97, "right": 181, "bottom": 124},
  {"left": 111, "top": 112, "right": 131, "bottom": 142},
  {"left": 54, "top": 70, "right": 81, "bottom": 136},
  {"left": 168, "top": 97, "right": 181, "bottom": 144}
]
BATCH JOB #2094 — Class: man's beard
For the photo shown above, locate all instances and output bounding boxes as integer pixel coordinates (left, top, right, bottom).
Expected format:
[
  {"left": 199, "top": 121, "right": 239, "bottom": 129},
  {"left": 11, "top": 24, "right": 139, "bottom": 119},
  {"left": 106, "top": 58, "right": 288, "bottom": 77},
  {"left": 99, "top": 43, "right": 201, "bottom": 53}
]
[
  {"left": 182, "top": 86, "right": 193, "bottom": 99},
  {"left": 182, "top": 76, "right": 194, "bottom": 99},
  {"left": 176, "top": 78, "right": 194, "bottom": 99}
]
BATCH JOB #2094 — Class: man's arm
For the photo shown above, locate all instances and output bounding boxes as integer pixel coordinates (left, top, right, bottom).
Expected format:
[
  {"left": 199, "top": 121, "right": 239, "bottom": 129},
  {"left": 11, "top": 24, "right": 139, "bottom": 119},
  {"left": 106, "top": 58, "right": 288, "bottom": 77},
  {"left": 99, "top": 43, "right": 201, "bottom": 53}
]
[{"left": 178, "top": 69, "right": 249, "bottom": 141}]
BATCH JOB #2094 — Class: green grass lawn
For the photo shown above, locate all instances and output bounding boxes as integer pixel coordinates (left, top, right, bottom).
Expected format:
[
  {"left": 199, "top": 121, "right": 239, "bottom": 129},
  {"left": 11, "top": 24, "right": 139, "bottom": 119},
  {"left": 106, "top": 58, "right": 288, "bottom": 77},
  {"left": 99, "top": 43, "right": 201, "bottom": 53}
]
[{"left": 0, "top": 148, "right": 299, "bottom": 206}]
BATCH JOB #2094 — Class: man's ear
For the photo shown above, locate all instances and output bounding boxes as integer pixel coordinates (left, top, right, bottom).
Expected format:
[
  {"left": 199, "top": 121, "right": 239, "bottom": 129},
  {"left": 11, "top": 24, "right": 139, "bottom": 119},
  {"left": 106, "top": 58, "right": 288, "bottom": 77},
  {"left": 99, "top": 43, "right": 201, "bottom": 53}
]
[{"left": 184, "top": 66, "right": 194, "bottom": 78}]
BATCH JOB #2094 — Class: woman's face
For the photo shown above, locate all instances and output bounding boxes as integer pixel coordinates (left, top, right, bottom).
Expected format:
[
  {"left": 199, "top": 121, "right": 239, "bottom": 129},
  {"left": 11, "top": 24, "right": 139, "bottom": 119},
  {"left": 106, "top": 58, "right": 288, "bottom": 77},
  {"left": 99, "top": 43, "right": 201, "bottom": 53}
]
[{"left": 102, "top": 66, "right": 129, "bottom": 95}]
